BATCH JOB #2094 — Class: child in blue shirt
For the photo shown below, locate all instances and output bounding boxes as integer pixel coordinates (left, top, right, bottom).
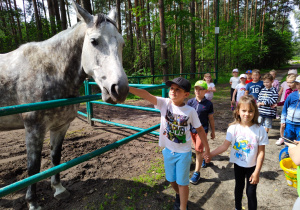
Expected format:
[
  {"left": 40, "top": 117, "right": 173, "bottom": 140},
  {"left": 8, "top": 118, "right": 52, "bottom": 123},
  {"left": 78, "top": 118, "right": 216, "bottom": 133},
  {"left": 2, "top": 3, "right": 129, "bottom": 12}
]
[
  {"left": 281, "top": 75, "right": 300, "bottom": 146},
  {"left": 245, "top": 69, "right": 264, "bottom": 100},
  {"left": 187, "top": 80, "right": 215, "bottom": 184}
]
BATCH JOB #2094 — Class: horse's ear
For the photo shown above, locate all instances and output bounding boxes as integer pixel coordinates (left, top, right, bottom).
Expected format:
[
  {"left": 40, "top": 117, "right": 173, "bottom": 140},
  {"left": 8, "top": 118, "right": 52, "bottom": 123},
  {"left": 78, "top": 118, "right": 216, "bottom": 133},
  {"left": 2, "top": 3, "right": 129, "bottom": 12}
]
[
  {"left": 108, "top": 8, "right": 117, "bottom": 22},
  {"left": 72, "top": 1, "right": 93, "bottom": 24}
]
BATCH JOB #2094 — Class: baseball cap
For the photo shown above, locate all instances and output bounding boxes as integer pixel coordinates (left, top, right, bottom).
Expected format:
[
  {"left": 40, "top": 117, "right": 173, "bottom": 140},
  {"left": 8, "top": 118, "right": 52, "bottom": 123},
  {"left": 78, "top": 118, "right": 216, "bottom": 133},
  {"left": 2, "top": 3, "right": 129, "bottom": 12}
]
[
  {"left": 166, "top": 77, "right": 191, "bottom": 92},
  {"left": 245, "top": 70, "right": 252, "bottom": 74},
  {"left": 239, "top": 74, "right": 246, "bottom": 79},
  {"left": 288, "top": 69, "right": 298, "bottom": 75},
  {"left": 232, "top": 69, "right": 239, "bottom": 73},
  {"left": 295, "top": 75, "right": 300, "bottom": 83},
  {"left": 194, "top": 80, "right": 208, "bottom": 90}
]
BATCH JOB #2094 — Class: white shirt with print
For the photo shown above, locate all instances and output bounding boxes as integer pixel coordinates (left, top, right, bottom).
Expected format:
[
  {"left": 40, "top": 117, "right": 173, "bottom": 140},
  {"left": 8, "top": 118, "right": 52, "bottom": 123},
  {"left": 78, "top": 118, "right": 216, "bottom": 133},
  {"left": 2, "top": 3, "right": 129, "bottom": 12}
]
[
  {"left": 155, "top": 97, "right": 201, "bottom": 153},
  {"left": 205, "top": 83, "right": 215, "bottom": 101},
  {"left": 235, "top": 83, "right": 246, "bottom": 102},
  {"left": 226, "top": 124, "right": 268, "bottom": 167}
]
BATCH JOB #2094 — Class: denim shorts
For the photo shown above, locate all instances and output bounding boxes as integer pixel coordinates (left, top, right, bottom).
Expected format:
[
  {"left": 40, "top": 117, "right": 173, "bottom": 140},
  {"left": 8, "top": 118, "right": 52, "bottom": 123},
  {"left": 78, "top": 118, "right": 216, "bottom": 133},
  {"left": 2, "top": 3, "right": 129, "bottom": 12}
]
[
  {"left": 162, "top": 147, "right": 192, "bottom": 186},
  {"left": 258, "top": 116, "right": 273, "bottom": 128}
]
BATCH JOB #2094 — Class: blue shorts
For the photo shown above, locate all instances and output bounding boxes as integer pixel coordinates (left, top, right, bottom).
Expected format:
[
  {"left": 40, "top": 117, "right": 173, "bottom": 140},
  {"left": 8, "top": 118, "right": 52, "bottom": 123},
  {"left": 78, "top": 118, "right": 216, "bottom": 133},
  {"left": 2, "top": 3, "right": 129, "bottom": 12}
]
[
  {"left": 258, "top": 116, "right": 273, "bottom": 128},
  {"left": 284, "top": 123, "right": 300, "bottom": 141},
  {"left": 162, "top": 147, "right": 192, "bottom": 186}
]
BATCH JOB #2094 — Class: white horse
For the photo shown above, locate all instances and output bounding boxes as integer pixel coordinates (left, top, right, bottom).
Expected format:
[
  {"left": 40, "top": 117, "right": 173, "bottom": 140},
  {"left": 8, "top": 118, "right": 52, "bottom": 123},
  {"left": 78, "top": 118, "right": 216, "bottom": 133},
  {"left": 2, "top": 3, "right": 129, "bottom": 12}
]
[{"left": 0, "top": 2, "right": 128, "bottom": 209}]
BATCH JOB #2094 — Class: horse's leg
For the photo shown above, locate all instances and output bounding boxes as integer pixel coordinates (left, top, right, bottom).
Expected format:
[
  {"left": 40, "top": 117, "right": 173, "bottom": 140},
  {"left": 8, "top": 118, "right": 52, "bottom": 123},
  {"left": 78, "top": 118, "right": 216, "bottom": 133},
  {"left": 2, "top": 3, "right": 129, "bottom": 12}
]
[
  {"left": 50, "top": 123, "right": 71, "bottom": 200},
  {"left": 25, "top": 126, "right": 45, "bottom": 210}
]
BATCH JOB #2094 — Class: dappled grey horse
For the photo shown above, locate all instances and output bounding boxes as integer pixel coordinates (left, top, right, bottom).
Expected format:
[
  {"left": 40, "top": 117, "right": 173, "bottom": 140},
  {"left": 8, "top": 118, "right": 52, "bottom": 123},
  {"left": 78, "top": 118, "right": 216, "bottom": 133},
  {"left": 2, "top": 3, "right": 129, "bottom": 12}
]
[{"left": 0, "top": 2, "right": 128, "bottom": 209}]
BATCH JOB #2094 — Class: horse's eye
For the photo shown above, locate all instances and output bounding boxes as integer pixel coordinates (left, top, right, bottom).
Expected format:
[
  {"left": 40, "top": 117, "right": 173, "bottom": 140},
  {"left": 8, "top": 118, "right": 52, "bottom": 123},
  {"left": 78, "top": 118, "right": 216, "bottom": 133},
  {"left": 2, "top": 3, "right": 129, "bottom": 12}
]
[{"left": 91, "top": 38, "right": 98, "bottom": 46}]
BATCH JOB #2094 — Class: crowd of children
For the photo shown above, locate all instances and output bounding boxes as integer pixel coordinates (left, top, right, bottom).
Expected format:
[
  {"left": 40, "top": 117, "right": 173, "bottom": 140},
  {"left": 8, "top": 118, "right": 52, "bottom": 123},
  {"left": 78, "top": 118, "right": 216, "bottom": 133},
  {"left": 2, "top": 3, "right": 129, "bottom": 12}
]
[{"left": 128, "top": 68, "right": 299, "bottom": 209}]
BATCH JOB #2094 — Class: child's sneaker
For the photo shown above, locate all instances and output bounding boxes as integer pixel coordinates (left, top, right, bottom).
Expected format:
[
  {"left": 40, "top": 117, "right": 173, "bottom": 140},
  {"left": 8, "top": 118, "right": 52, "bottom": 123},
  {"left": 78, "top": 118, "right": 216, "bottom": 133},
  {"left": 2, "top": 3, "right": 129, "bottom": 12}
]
[
  {"left": 173, "top": 193, "right": 180, "bottom": 210},
  {"left": 201, "top": 159, "right": 207, "bottom": 168},
  {"left": 190, "top": 172, "right": 200, "bottom": 184},
  {"left": 276, "top": 138, "right": 284, "bottom": 145}
]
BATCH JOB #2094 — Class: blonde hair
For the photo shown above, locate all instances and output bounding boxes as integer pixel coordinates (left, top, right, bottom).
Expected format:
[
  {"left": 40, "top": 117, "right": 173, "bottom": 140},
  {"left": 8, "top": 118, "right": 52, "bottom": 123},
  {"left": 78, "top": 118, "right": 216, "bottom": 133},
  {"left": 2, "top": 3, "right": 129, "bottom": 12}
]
[
  {"left": 252, "top": 69, "right": 260, "bottom": 75},
  {"left": 287, "top": 74, "right": 297, "bottom": 81},
  {"left": 203, "top": 73, "right": 213, "bottom": 82},
  {"left": 270, "top": 69, "right": 276, "bottom": 75},
  {"left": 229, "top": 95, "right": 259, "bottom": 126}
]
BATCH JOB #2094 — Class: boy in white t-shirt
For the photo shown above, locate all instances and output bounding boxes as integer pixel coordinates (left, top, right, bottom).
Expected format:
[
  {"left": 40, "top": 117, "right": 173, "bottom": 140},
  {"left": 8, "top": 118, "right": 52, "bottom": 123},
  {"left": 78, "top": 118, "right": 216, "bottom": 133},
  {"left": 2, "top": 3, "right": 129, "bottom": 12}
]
[
  {"left": 230, "top": 68, "right": 240, "bottom": 103},
  {"left": 129, "top": 77, "right": 210, "bottom": 210},
  {"left": 232, "top": 74, "right": 247, "bottom": 107}
]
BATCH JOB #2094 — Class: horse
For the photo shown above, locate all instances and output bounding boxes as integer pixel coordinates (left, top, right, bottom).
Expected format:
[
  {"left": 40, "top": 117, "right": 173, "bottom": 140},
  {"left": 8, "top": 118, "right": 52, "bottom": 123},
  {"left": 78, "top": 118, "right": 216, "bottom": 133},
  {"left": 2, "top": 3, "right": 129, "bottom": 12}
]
[{"left": 0, "top": 2, "right": 128, "bottom": 209}]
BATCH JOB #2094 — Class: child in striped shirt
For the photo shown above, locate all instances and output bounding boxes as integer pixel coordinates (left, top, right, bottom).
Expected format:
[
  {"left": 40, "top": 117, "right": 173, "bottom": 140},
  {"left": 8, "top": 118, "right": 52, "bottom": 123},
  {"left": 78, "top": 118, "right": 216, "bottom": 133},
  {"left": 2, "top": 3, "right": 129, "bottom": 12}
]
[{"left": 257, "top": 73, "right": 279, "bottom": 133}]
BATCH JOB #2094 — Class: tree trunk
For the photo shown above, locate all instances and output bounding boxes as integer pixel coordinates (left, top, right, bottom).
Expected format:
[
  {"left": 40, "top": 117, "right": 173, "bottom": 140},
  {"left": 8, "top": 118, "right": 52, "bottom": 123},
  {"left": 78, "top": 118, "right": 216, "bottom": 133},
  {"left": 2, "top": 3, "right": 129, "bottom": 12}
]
[
  {"left": 134, "top": 0, "right": 140, "bottom": 52},
  {"left": 53, "top": 0, "right": 61, "bottom": 31},
  {"left": 65, "top": 0, "right": 71, "bottom": 27},
  {"left": 127, "top": 0, "right": 134, "bottom": 62},
  {"left": 190, "top": 1, "right": 196, "bottom": 79},
  {"left": 158, "top": 0, "right": 169, "bottom": 81},
  {"left": 147, "top": 1, "right": 154, "bottom": 83},
  {"left": 80, "top": 0, "right": 92, "bottom": 14},
  {"left": 22, "top": 0, "right": 29, "bottom": 41},
  {"left": 254, "top": 0, "right": 257, "bottom": 34},
  {"left": 32, "top": 0, "right": 43, "bottom": 40},
  {"left": 13, "top": 0, "right": 22, "bottom": 43},
  {"left": 60, "top": 0, "right": 67, "bottom": 30},
  {"left": 5, "top": 0, "right": 18, "bottom": 46},
  {"left": 47, "top": 0, "right": 56, "bottom": 35},
  {"left": 116, "top": 0, "right": 121, "bottom": 33},
  {"left": 180, "top": 3, "right": 184, "bottom": 74}
]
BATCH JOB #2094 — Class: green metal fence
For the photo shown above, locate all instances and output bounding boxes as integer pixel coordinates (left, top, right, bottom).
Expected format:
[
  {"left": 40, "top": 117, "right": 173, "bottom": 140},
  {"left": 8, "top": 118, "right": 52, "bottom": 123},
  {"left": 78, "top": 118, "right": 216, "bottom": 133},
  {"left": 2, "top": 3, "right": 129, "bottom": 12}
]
[{"left": 0, "top": 83, "right": 166, "bottom": 198}]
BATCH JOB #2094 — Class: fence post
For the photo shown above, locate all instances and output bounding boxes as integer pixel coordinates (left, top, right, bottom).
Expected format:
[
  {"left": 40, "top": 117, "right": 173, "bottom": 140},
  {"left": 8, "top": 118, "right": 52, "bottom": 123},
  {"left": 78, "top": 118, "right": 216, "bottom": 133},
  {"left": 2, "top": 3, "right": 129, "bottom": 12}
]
[
  {"left": 84, "top": 79, "right": 94, "bottom": 126},
  {"left": 162, "top": 82, "right": 168, "bottom": 98}
]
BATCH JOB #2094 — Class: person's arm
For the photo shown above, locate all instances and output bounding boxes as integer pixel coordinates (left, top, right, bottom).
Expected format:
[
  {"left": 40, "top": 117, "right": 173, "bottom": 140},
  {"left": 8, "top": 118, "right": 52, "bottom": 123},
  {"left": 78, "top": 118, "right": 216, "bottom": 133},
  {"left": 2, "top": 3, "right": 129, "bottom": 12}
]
[
  {"left": 195, "top": 126, "right": 210, "bottom": 160},
  {"left": 286, "top": 142, "right": 300, "bottom": 165},
  {"left": 129, "top": 87, "right": 157, "bottom": 105},
  {"left": 209, "top": 84, "right": 216, "bottom": 92},
  {"left": 232, "top": 89, "right": 237, "bottom": 103},
  {"left": 278, "top": 86, "right": 283, "bottom": 98},
  {"left": 249, "top": 145, "right": 265, "bottom": 184},
  {"left": 209, "top": 140, "right": 231, "bottom": 159},
  {"left": 208, "top": 114, "right": 215, "bottom": 139}
]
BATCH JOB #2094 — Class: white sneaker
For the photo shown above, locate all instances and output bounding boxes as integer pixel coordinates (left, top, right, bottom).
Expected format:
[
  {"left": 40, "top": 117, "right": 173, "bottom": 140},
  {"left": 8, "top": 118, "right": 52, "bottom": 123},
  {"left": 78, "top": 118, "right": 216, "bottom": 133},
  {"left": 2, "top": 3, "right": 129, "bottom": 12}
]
[{"left": 276, "top": 138, "right": 284, "bottom": 145}]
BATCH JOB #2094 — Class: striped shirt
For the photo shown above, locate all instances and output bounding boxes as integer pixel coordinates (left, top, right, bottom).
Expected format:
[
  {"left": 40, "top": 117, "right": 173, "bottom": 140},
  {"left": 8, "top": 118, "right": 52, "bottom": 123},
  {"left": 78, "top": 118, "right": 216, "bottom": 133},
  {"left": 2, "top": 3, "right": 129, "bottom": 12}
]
[{"left": 257, "top": 87, "right": 278, "bottom": 118}]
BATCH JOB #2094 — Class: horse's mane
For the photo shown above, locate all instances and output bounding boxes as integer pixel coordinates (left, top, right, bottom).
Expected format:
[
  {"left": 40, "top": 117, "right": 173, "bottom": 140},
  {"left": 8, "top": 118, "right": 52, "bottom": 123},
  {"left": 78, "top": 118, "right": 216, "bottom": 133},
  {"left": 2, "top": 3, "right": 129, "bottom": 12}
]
[{"left": 95, "top": 14, "right": 117, "bottom": 29}]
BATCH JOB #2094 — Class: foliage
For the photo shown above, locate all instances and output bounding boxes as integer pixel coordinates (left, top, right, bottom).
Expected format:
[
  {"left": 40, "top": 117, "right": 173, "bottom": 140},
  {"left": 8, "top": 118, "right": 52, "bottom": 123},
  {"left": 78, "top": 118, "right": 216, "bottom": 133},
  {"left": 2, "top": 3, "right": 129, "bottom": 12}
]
[{"left": 0, "top": 0, "right": 298, "bottom": 79}]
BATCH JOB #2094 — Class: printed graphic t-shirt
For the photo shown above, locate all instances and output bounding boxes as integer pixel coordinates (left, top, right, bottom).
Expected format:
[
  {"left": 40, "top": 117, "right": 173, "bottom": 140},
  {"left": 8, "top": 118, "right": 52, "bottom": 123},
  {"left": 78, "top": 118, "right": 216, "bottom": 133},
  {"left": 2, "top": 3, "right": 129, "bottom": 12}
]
[
  {"left": 226, "top": 124, "right": 269, "bottom": 167},
  {"left": 155, "top": 97, "right": 202, "bottom": 153},
  {"left": 235, "top": 83, "right": 246, "bottom": 102},
  {"left": 245, "top": 80, "right": 264, "bottom": 100}
]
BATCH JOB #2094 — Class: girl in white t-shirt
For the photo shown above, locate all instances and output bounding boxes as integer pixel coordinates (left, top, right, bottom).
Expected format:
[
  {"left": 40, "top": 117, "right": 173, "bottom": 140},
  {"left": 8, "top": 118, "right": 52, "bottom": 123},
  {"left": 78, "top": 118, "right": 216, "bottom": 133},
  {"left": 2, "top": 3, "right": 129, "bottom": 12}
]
[
  {"left": 207, "top": 95, "right": 268, "bottom": 210},
  {"left": 203, "top": 73, "right": 216, "bottom": 101},
  {"left": 231, "top": 74, "right": 247, "bottom": 107},
  {"left": 230, "top": 68, "right": 240, "bottom": 103}
]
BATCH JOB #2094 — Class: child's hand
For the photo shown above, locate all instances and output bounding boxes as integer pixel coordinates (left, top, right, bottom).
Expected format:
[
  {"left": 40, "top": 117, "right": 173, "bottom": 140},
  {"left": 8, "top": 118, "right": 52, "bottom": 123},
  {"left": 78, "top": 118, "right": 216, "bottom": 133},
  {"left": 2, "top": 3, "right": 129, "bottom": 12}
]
[
  {"left": 202, "top": 151, "right": 210, "bottom": 163},
  {"left": 211, "top": 132, "right": 215, "bottom": 140},
  {"left": 281, "top": 123, "right": 286, "bottom": 128},
  {"left": 285, "top": 142, "right": 297, "bottom": 148},
  {"left": 271, "top": 104, "right": 277, "bottom": 108},
  {"left": 249, "top": 172, "right": 259, "bottom": 184}
]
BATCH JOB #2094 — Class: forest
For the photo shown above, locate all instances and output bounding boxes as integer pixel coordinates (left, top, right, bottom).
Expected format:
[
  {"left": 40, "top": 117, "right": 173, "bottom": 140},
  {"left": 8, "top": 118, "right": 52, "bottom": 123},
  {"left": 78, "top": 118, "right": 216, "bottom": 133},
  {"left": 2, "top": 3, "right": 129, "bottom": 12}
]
[{"left": 0, "top": 0, "right": 299, "bottom": 82}]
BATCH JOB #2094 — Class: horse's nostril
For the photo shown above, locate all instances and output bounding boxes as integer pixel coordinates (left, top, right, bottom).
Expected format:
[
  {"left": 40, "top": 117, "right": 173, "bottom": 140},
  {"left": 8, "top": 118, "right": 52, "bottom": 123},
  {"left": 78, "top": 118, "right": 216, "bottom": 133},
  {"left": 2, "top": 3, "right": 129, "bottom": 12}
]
[{"left": 111, "top": 84, "right": 118, "bottom": 96}]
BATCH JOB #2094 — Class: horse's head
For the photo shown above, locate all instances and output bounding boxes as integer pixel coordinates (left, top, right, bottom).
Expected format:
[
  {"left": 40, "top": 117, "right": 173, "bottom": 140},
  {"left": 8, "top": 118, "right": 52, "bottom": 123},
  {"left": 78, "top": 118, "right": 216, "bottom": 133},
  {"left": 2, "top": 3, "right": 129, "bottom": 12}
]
[{"left": 73, "top": 1, "right": 128, "bottom": 104}]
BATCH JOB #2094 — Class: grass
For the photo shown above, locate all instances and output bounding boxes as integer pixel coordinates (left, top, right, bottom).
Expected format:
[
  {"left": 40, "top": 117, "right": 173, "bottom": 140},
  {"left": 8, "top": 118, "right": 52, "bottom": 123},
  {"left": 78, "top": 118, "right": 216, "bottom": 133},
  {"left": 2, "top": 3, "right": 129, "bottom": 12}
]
[{"left": 83, "top": 146, "right": 173, "bottom": 210}]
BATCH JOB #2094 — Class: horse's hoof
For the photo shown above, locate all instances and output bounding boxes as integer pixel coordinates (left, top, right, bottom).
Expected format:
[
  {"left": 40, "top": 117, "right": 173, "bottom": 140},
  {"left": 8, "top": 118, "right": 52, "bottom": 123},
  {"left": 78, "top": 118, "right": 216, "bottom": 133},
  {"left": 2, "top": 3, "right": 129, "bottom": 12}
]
[
  {"left": 28, "top": 203, "right": 42, "bottom": 210},
  {"left": 54, "top": 189, "right": 70, "bottom": 200}
]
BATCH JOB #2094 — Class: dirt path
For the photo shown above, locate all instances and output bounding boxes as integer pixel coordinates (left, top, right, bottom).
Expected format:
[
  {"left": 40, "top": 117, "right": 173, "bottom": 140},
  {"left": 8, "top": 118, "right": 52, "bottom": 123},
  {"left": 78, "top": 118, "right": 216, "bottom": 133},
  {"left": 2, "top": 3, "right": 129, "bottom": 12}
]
[{"left": 0, "top": 68, "right": 298, "bottom": 210}]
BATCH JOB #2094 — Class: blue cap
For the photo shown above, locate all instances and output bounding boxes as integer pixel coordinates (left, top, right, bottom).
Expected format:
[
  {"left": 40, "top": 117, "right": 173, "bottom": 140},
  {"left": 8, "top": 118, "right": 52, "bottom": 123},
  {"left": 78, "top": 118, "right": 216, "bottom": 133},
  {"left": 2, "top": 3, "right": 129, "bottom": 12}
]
[{"left": 246, "top": 70, "right": 252, "bottom": 74}]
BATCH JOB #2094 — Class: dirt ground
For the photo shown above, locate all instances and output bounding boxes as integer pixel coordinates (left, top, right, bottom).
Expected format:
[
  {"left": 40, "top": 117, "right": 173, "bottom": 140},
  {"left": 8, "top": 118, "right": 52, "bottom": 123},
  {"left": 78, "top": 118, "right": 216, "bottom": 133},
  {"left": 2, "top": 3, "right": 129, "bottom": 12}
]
[{"left": 0, "top": 69, "right": 298, "bottom": 210}]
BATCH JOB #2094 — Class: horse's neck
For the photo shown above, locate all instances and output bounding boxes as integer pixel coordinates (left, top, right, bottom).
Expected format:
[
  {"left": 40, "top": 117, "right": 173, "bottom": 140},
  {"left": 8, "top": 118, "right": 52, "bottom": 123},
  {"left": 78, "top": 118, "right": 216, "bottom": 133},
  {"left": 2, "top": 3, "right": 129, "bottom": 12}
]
[{"left": 44, "top": 23, "right": 88, "bottom": 90}]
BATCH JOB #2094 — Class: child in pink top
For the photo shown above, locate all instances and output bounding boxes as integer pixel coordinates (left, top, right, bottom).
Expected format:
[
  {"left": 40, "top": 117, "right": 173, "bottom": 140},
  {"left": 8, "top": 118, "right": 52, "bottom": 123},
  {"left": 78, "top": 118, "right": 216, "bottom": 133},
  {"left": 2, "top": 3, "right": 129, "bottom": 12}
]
[{"left": 270, "top": 70, "right": 279, "bottom": 92}]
